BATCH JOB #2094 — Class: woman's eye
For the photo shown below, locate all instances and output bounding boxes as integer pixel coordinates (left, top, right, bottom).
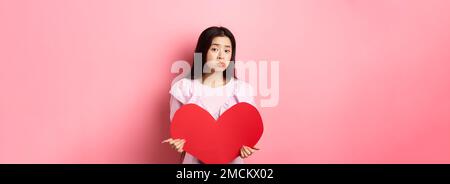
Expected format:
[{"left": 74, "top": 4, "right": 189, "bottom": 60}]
[
  {"left": 225, "top": 50, "right": 231, "bottom": 53},
  {"left": 211, "top": 48, "right": 218, "bottom": 52}
]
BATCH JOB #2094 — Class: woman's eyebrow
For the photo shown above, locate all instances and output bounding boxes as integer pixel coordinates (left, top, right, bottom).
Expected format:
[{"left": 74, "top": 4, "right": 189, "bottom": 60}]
[{"left": 211, "top": 43, "right": 231, "bottom": 48}]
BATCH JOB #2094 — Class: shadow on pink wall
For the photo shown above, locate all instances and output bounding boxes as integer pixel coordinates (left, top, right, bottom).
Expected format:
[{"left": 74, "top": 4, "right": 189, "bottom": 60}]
[{"left": 144, "top": 33, "right": 195, "bottom": 164}]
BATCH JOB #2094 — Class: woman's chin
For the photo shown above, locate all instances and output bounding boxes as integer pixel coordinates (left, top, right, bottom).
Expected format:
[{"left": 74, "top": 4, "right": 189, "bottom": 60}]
[{"left": 212, "top": 68, "right": 226, "bottom": 72}]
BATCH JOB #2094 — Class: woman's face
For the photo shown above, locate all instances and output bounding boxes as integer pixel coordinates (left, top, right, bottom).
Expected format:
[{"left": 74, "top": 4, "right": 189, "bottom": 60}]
[{"left": 205, "top": 36, "right": 232, "bottom": 73}]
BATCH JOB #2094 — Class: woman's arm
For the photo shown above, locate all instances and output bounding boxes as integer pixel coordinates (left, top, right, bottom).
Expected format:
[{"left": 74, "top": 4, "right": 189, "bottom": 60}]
[
  {"left": 162, "top": 95, "right": 186, "bottom": 153},
  {"left": 169, "top": 95, "right": 182, "bottom": 122}
]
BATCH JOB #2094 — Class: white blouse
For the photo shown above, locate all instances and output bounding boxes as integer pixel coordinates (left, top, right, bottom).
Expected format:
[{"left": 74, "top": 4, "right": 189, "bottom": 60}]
[{"left": 169, "top": 77, "right": 256, "bottom": 164}]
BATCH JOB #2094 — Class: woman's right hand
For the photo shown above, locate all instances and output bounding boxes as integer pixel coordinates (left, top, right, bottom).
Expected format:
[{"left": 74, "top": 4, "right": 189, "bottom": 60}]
[{"left": 162, "top": 138, "right": 185, "bottom": 153}]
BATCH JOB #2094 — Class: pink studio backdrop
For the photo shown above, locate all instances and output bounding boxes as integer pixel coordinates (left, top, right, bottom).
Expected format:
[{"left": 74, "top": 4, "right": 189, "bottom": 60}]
[{"left": 1, "top": 0, "right": 450, "bottom": 164}]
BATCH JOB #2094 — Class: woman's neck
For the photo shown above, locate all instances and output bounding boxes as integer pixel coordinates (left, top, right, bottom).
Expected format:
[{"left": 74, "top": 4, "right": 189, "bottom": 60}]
[{"left": 202, "top": 72, "right": 225, "bottom": 88}]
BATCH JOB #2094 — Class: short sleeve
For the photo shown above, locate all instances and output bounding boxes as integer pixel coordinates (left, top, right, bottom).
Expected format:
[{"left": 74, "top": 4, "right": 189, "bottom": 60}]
[
  {"left": 235, "top": 80, "right": 256, "bottom": 107},
  {"left": 169, "top": 78, "right": 192, "bottom": 104},
  {"left": 169, "top": 78, "right": 193, "bottom": 123}
]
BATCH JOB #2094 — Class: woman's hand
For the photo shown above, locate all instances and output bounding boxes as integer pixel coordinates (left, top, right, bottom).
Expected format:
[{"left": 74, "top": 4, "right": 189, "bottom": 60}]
[
  {"left": 162, "top": 138, "right": 185, "bottom": 153},
  {"left": 240, "top": 145, "right": 259, "bottom": 159}
]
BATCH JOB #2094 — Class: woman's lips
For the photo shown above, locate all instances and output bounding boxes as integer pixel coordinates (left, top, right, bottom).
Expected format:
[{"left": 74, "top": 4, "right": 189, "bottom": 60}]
[{"left": 218, "top": 62, "right": 226, "bottom": 67}]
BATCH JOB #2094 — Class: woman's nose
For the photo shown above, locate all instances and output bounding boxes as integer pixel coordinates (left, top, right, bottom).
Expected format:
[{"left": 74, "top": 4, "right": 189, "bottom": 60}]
[{"left": 217, "top": 50, "right": 224, "bottom": 59}]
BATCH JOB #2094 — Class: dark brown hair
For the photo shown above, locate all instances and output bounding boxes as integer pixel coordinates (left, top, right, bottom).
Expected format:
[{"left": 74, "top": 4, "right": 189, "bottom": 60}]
[{"left": 189, "top": 26, "right": 236, "bottom": 81}]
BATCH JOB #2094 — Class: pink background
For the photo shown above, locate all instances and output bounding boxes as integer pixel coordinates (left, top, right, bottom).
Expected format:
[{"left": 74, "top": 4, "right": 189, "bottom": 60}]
[{"left": 1, "top": 0, "right": 450, "bottom": 163}]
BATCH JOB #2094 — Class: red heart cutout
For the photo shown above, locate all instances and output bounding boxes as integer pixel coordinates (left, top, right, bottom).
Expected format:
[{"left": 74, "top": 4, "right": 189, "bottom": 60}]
[{"left": 170, "top": 102, "right": 263, "bottom": 164}]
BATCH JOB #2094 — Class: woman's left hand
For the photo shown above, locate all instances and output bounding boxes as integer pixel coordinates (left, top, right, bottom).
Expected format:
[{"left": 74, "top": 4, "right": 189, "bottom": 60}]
[{"left": 240, "top": 145, "right": 259, "bottom": 159}]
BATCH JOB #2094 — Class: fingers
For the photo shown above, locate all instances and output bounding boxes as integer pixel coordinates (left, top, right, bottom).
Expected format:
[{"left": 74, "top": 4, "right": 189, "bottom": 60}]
[
  {"left": 161, "top": 138, "right": 172, "bottom": 143},
  {"left": 240, "top": 148, "right": 247, "bottom": 158},
  {"left": 162, "top": 138, "right": 183, "bottom": 144},
  {"left": 243, "top": 146, "right": 251, "bottom": 155},
  {"left": 177, "top": 139, "right": 186, "bottom": 153},
  {"left": 162, "top": 138, "right": 178, "bottom": 145},
  {"left": 162, "top": 138, "right": 186, "bottom": 153},
  {"left": 173, "top": 139, "right": 183, "bottom": 148},
  {"left": 169, "top": 139, "right": 178, "bottom": 145},
  {"left": 240, "top": 146, "right": 259, "bottom": 159},
  {"left": 177, "top": 142, "right": 185, "bottom": 153},
  {"left": 240, "top": 147, "right": 250, "bottom": 158},
  {"left": 171, "top": 139, "right": 182, "bottom": 148},
  {"left": 174, "top": 140, "right": 185, "bottom": 153}
]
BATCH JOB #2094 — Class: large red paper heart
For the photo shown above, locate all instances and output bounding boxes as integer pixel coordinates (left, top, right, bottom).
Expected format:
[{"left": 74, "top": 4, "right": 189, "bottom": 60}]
[{"left": 170, "top": 102, "right": 263, "bottom": 164}]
